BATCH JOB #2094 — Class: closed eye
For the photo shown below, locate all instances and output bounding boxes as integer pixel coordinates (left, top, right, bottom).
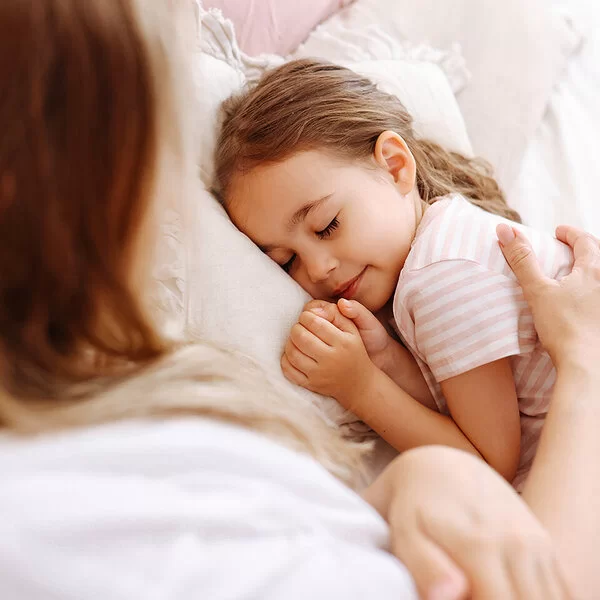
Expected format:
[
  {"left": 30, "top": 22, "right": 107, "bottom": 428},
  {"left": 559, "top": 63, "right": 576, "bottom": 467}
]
[
  {"left": 281, "top": 254, "right": 296, "bottom": 273},
  {"left": 316, "top": 216, "right": 339, "bottom": 239}
]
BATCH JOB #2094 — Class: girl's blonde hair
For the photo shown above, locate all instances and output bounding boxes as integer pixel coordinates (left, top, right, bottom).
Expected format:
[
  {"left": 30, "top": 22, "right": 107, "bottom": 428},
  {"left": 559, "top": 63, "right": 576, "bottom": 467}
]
[
  {"left": 0, "top": 2, "right": 366, "bottom": 486},
  {"left": 215, "top": 59, "right": 521, "bottom": 223}
]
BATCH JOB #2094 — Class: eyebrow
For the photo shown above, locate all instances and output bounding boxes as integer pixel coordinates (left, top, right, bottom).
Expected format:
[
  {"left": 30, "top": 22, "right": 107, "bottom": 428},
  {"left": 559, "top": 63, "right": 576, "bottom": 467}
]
[
  {"left": 288, "top": 194, "right": 333, "bottom": 229},
  {"left": 258, "top": 193, "right": 333, "bottom": 254}
]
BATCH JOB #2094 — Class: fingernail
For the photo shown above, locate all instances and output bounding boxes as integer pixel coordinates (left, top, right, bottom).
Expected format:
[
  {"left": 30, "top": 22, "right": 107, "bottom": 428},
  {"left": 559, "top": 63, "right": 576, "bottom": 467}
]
[
  {"left": 496, "top": 223, "right": 516, "bottom": 247},
  {"left": 340, "top": 299, "right": 351, "bottom": 307},
  {"left": 428, "top": 579, "right": 461, "bottom": 600}
]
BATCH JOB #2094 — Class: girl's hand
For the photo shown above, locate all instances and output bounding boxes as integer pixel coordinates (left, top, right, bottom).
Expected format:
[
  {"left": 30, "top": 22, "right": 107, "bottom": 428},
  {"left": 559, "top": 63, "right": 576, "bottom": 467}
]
[
  {"left": 364, "top": 446, "right": 572, "bottom": 600},
  {"left": 302, "top": 299, "right": 393, "bottom": 367},
  {"left": 497, "top": 224, "right": 600, "bottom": 371},
  {"left": 281, "top": 305, "right": 375, "bottom": 407},
  {"left": 303, "top": 299, "right": 435, "bottom": 408}
]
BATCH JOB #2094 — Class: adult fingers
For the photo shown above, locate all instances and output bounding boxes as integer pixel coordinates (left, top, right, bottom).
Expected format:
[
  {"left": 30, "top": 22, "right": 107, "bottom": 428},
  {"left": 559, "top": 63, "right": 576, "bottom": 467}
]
[
  {"left": 337, "top": 299, "right": 381, "bottom": 333},
  {"left": 283, "top": 338, "right": 317, "bottom": 375},
  {"left": 507, "top": 551, "right": 567, "bottom": 600},
  {"left": 289, "top": 321, "right": 331, "bottom": 356},
  {"left": 555, "top": 225, "right": 600, "bottom": 265},
  {"left": 390, "top": 527, "right": 469, "bottom": 600},
  {"left": 497, "top": 224, "right": 548, "bottom": 291}
]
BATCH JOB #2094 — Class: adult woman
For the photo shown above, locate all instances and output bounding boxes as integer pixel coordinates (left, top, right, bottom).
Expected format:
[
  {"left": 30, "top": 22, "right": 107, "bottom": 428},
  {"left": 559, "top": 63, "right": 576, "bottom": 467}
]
[{"left": 0, "top": 1, "right": 597, "bottom": 598}]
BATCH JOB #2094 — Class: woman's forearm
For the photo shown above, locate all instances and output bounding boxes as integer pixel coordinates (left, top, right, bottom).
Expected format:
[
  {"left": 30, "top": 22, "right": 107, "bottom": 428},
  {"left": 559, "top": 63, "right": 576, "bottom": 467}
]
[{"left": 522, "top": 362, "right": 600, "bottom": 597}]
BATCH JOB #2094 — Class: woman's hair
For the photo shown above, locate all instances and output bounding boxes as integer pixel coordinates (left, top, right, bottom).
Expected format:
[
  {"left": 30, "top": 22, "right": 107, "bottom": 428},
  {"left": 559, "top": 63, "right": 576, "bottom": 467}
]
[
  {"left": 0, "top": 0, "right": 169, "bottom": 398},
  {"left": 215, "top": 59, "right": 521, "bottom": 223},
  {"left": 0, "top": 1, "right": 366, "bottom": 485}
]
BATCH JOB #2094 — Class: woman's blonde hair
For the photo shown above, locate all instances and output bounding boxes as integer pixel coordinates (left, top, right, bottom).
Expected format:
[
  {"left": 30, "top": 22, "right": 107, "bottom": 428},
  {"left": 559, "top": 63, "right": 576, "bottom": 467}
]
[
  {"left": 0, "top": 1, "right": 366, "bottom": 486},
  {"left": 215, "top": 59, "right": 521, "bottom": 223}
]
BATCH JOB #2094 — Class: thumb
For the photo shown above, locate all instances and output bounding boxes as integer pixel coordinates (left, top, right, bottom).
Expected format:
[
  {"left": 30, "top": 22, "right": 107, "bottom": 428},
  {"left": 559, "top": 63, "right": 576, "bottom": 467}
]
[
  {"left": 496, "top": 224, "right": 547, "bottom": 291},
  {"left": 391, "top": 533, "right": 469, "bottom": 600},
  {"left": 337, "top": 299, "right": 381, "bottom": 333},
  {"left": 309, "top": 304, "right": 358, "bottom": 335}
]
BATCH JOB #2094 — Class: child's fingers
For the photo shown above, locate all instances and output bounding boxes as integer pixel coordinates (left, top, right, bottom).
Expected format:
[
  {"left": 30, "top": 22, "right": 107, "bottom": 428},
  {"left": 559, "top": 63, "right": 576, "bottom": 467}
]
[
  {"left": 305, "top": 307, "right": 358, "bottom": 336},
  {"left": 280, "top": 353, "right": 309, "bottom": 387},
  {"left": 303, "top": 299, "right": 336, "bottom": 314},
  {"left": 337, "top": 299, "right": 381, "bottom": 333},
  {"left": 289, "top": 322, "right": 331, "bottom": 357},
  {"left": 284, "top": 338, "right": 317, "bottom": 375},
  {"left": 299, "top": 310, "right": 351, "bottom": 345}
]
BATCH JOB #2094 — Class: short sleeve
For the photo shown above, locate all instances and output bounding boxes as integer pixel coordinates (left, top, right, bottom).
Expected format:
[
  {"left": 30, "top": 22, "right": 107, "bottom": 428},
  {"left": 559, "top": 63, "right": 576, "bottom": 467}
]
[{"left": 396, "top": 260, "right": 535, "bottom": 382}]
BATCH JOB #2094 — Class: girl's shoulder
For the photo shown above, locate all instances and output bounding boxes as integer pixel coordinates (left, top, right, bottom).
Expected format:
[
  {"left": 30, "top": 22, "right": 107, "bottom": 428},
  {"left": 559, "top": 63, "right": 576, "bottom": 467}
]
[
  {"left": 406, "top": 194, "right": 505, "bottom": 272},
  {"left": 405, "top": 194, "right": 572, "bottom": 280}
]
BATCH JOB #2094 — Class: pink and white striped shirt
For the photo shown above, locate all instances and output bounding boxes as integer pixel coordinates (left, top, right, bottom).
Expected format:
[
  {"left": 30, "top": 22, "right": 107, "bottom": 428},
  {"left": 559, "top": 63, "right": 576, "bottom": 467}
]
[{"left": 393, "top": 194, "right": 573, "bottom": 488}]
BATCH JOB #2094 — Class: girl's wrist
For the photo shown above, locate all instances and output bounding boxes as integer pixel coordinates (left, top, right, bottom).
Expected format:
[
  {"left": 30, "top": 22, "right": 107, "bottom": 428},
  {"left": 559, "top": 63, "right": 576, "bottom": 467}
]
[{"left": 341, "top": 361, "right": 379, "bottom": 416}]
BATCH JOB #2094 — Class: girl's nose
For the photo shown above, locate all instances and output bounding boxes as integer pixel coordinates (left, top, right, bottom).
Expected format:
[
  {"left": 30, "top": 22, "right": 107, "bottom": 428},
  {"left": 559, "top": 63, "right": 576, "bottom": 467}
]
[{"left": 305, "top": 252, "right": 337, "bottom": 284}]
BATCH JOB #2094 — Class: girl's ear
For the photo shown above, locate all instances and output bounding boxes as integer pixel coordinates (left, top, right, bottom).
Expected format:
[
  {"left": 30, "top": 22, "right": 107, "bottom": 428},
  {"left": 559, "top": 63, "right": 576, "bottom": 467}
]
[{"left": 373, "top": 130, "right": 417, "bottom": 195}]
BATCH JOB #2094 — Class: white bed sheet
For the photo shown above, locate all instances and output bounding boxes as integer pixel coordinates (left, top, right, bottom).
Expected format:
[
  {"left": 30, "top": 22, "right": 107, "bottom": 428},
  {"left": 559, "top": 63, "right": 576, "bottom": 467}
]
[{"left": 511, "top": 0, "right": 600, "bottom": 236}]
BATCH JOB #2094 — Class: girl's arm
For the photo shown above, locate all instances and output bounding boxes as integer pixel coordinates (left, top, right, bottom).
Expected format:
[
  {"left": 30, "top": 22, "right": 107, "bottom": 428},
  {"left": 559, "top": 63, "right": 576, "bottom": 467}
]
[
  {"left": 440, "top": 358, "right": 521, "bottom": 481},
  {"left": 281, "top": 306, "right": 481, "bottom": 458},
  {"left": 342, "top": 365, "right": 482, "bottom": 458},
  {"left": 371, "top": 334, "right": 437, "bottom": 410}
]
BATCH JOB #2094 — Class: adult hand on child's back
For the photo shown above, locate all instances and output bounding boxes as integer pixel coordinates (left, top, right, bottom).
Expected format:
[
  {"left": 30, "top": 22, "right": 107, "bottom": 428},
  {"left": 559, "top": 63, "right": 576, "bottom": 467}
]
[
  {"left": 281, "top": 301, "right": 375, "bottom": 409},
  {"left": 497, "top": 224, "right": 600, "bottom": 371}
]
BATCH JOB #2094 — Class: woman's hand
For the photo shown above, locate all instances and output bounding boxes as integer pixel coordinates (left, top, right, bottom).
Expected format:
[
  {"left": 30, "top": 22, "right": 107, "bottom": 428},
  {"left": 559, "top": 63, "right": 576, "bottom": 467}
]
[
  {"left": 497, "top": 224, "right": 600, "bottom": 371},
  {"left": 498, "top": 224, "right": 600, "bottom": 597},
  {"left": 281, "top": 303, "right": 375, "bottom": 408},
  {"left": 364, "top": 446, "right": 572, "bottom": 600}
]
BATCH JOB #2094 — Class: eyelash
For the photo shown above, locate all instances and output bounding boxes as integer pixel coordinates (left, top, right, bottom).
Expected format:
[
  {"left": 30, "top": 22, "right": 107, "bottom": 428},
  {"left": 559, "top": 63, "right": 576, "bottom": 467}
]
[
  {"left": 280, "top": 216, "right": 340, "bottom": 273},
  {"left": 316, "top": 216, "right": 340, "bottom": 239},
  {"left": 282, "top": 255, "right": 296, "bottom": 273}
]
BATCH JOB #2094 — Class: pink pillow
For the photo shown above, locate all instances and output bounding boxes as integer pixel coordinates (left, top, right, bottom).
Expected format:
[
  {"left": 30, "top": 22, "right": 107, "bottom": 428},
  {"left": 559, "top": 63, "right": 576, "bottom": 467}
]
[{"left": 204, "top": 0, "right": 353, "bottom": 56}]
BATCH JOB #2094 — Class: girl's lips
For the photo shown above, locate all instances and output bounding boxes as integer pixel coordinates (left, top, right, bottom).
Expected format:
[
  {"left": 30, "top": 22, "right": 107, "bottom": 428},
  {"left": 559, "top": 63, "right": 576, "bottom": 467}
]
[{"left": 335, "top": 268, "right": 366, "bottom": 300}]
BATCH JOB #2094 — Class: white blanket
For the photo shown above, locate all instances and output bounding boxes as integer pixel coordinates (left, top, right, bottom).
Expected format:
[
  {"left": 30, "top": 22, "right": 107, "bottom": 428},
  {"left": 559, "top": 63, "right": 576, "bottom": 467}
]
[
  {"left": 0, "top": 419, "right": 416, "bottom": 599},
  {"left": 511, "top": 0, "right": 600, "bottom": 236}
]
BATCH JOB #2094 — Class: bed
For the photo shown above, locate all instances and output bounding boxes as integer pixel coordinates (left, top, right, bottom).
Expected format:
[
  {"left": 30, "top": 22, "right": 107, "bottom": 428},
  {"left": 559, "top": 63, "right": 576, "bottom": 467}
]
[
  {"left": 170, "top": 0, "right": 599, "bottom": 481},
  {"left": 1, "top": 2, "right": 598, "bottom": 598}
]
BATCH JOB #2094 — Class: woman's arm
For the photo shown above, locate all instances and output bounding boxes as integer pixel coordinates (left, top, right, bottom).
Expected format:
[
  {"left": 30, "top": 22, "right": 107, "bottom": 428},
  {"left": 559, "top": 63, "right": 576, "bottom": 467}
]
[
  {"left": 522, "top": 363, "right": 600, "bottom": 593},
  {"left": 440, "top": 358, "right": 521, "bottom": 481},
  {"left": 498, "top": 223, "right": 600, "bottom": 597}
]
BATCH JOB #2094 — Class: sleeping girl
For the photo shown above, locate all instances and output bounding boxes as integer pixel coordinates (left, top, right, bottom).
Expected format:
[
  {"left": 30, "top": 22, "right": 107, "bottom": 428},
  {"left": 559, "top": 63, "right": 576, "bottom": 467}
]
[{"left": 214, "top": 59, "right": 573, "bottom": 489}]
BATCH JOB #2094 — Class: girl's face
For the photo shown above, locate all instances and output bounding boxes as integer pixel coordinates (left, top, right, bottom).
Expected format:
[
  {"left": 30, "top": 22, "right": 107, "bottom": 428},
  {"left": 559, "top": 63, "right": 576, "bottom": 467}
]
[{"left": 226, "top": 134, "right": 425, "bottom": 313}]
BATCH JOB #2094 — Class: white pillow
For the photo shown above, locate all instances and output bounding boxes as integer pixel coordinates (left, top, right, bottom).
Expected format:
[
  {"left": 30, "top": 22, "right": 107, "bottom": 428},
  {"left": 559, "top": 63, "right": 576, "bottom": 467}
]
[
  {"left": 180, "top": 6, "right": 475, "bottom": 431},
  {"left": 316, "top": 0, "right": 583, "bottom": 196}
]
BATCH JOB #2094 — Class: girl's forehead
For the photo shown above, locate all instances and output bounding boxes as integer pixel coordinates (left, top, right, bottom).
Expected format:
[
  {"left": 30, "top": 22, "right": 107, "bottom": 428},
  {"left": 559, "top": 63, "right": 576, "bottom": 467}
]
[{"left": 230, "top": 152, "right": 339, "bottom": 204}]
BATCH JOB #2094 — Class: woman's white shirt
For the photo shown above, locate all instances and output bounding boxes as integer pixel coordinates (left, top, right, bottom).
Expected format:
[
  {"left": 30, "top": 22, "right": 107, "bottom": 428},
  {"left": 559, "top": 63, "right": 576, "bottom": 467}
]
[{"left": 0, "top": 418, "right": 416, "bottom": 599}]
